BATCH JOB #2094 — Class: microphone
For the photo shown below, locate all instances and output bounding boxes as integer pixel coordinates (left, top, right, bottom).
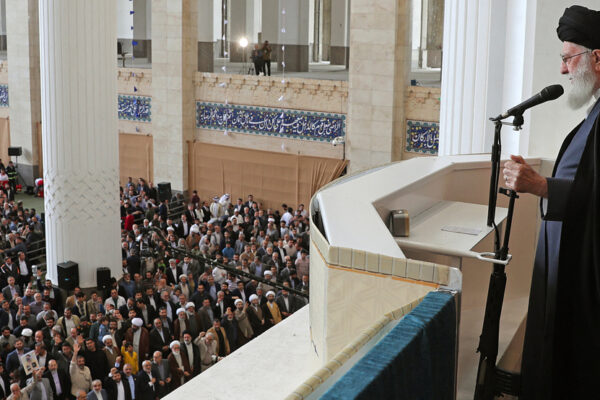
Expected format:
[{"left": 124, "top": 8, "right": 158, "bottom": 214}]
[{"left": 500, "top": 84, "right": 564, "bottom": 119}]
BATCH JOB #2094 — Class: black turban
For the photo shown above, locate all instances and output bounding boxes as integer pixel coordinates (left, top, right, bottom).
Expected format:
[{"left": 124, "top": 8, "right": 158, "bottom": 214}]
[{"left": 557, "top": 5, "right": 600, "bottom": 50}]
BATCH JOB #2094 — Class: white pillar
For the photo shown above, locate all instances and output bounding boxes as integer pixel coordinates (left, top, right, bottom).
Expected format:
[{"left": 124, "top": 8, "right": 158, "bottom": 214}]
[
  {"left": 117, "top": 0, "right": 134, "bottom": 39},
  {"left": 330, "top": 0, "right": 348, "bottom": 66},
  {"left": 39, "top": 0, "right": 121, "bottom": 287},
  {"left": 439, "top": 0, "right": 560, "bottom": 158},
  {"left": 198, "top": 0, "right": 215, "bottom": 72},
  {"left": 262, "top": 0, "right": 310, "bottom": 72},
  {"left": 346, "top": 0, "right": 411, "bottom": 172},
  {"left": 6, "top": 0, "right": 41, "bottom": 184},
  {"left": 151, "top": 0, "right": 197, "bottom": 192},
  {"left": 133, "top": 0, "right": 152, "bottom": 59},
  {"left": 229, "top": 0, "right": 261, "bottom": 62}
]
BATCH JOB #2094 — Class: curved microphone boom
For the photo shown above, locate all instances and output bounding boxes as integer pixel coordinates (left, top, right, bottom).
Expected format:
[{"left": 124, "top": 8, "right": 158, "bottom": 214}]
[{"left": 499, "top": 84, "right": 564, "bottom": 119}]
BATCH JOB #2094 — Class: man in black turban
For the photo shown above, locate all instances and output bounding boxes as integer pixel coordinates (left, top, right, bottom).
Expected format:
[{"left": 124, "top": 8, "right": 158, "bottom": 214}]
[{"left": 502, "top": 4, "right": 600, "bottom": 399}]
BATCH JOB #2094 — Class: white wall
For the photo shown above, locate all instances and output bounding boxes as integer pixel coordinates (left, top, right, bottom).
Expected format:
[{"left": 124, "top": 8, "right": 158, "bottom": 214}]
[
  {"left": 330, "top": 0, "right": 348, "bottom": 47},
  {"left": 116, "top": 0, "right": 134, "bottom": 39},
  {"left": 0, "top": 0, "right": 6, "bottom": 36},
  {"left": 412, "top": 0, "right": 421, "bottom": 50},
  {"left": 132, "top": 0, "right": 151, "bottom": 39},
  {"left": 198, "top": 0, "right": 215, "bottom": 42}
]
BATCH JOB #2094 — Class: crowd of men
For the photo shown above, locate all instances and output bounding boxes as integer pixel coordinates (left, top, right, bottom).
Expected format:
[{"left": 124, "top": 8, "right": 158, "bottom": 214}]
[{"left": 0, "top": 177, "right": 311, "bottom": 399}]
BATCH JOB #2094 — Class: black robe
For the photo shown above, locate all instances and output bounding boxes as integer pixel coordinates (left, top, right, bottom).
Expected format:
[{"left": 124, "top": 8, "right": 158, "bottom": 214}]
[{"left": 521, "top": 99, "right": 600, "bottom": 399}]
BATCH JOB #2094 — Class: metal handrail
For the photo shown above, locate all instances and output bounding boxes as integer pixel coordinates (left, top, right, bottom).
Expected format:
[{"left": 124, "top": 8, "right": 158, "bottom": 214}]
[{"left": 149, "top": 227, "right": 308, "bottom": 298}]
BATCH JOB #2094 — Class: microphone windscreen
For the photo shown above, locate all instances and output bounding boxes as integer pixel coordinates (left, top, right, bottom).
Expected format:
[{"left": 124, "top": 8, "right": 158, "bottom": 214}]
[{"left": 541, "top": 84, "right": 564, "bottom": 101}]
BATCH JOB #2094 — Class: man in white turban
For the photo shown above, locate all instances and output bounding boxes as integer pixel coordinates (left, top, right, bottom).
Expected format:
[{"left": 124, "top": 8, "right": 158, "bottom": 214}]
[{"left": 167, "top": 341, "right": 191, "bottom": 389}]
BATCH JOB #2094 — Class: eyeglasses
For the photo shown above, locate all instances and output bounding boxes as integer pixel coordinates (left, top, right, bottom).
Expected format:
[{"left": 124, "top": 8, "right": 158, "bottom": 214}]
[{"left": 560, "top": 50, "right": 591, "bottom": 64}]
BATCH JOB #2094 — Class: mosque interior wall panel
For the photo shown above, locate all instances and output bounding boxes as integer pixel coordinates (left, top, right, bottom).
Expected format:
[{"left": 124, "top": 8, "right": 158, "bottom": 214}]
[
  {"left": 194, "top": 73, "right": 348, "bottom": 114},
  {"left": 188, "top": 142, "right": 346, "bottom": 210},
  {"left": 119, "top": 133, "right": 153, "bottom": 186},
  {"left": 402, "top": 86, "right": 441, "bottom": 160},
  {"left": 0, "top": 61, "right": 7, "bottom": 85},
  {"left": 0, "top": 117, "right": 10, "bottom": 163}
]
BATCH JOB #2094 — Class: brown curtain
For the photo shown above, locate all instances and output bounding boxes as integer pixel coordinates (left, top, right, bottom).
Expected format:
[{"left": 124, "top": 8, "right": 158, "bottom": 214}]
[
  {"left": 188, "top": 142, "right": 347, "bottom": 210},
  {"left": 0, "top": 118, "right": 9, "bottom": 166},
  {"left": 119, "top": 133, "right": 153, "bottom": 186}
]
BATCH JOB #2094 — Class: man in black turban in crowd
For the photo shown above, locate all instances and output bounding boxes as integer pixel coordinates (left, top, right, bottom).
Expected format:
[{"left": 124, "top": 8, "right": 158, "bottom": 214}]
[{"left": 503, "top": 5, "right": 600, "bottom": 399}]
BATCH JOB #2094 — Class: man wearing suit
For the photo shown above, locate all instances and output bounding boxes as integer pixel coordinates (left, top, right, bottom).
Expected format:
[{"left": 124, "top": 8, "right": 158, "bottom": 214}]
[
  {"left": 231, "top": 281, "right": 248, "bottom": 304},
  {"left": 1, "top": 277, "right": 21, "bottom": 303},
  {"left": 104, "top": 368, "right": 132, "bottom": 400},
  {"left": 121, "top": 364, "right": 137, "bottom": 400},
  {"left": 135, "top": 361, "right": 157, "bottom": 400},
  {"left": 0, "top": 301, "right": 17, "bottom": 332},
  {"left": 157, "top": 292, "right": 177, "bottom": 324},
  {"left": 35, "top": 275, "right": 62, "bottom": 313},
  {"left": 87, "top": 380, "right": 108, "bottom": 400},
  {"left": 212, "top": 291, "right": 232, "bottom": 321},
  {"left": 0, "top": 362, "right": 10, "bottom": 399},
  {"left": 276, "top": 287, "right": 302, "bottom": 319},
  {"left": 15, "top": 252, "right": 31, "bottom": 290},
  {"left": 0, "top": 257, "right": 19, "bottom": 289},
  {"left": 7, "top": 370, "right": 52, "bottom": 400},
  {"left": 149, "top": 318, "right": 171, "bottom": 357},
  {"left": 44, "top": 359, "right": 70, "bottom": 400},
  {"left": 165, "top": 260, "right": 181, "bottom": 287},
  {"left": 151, "top": 352, "right": 170, "bottom": 399},
  {"left": 5, "top": 338, "right": 27, "bottom": 374}
]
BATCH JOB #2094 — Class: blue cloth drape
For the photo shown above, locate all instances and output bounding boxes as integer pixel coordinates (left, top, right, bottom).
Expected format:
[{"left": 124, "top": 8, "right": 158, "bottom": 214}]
[{"left": 321, "top": 291, "right": 457, "bottom": 400}]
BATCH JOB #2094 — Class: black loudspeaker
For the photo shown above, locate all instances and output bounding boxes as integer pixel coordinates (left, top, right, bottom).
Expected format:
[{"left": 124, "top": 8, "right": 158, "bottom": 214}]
[
  {"left": 8, "top": 147, "right": 22, "bottom": 156},
  {"left": 96, "top": 267, "right": 111, "bottom": 290},
  {"left": 157, "top": 182, "right": 172, "bottom": 202},
  {"left": 57, "top": 261, "right": 79, "bottom": 291}
]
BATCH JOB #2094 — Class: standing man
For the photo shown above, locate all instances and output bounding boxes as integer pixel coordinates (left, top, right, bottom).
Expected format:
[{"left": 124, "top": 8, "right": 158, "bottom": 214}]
[
  {"left": 262, "top": 41, "right": 272, "bottom": 76},
  {"left": 503, "top": 6, "right": 600, "bottom": 398},
  {"left": 135, "top": 361, "right": 157, "bottom": 400}
]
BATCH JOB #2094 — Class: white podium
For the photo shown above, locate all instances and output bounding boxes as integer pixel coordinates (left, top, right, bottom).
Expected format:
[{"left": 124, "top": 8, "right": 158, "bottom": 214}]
[{"left": 395, "top": 201, "right": 508, "bottom": 268}]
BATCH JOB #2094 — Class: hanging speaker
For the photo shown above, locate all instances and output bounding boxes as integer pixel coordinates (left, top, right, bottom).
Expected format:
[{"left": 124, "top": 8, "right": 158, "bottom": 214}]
[{"left": 8, "top": 147, "right": 22, "bottom": 157}]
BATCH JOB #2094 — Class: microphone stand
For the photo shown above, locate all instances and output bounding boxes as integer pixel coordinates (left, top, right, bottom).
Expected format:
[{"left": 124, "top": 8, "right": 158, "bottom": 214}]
[{"left": 474, "top": 114, "right": 522, "bottom": 399}]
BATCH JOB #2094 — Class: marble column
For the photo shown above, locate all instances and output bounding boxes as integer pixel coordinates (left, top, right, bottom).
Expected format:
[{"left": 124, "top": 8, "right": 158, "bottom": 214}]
[
  {"left": 321, "top": 0, "right": 331, "bottom": 61},
  {"left": 0, "top": 0, "right": 6, "bottom": 51},
  {"left": 198, "top": 0, "right": 214, "bottom": 72},
  {"left": 6, "top": 0, "right": 41, "bottom": 185},
  {"left": 439, "top": 0, "right": 539, "bottom": 156},
  {"left": 133, "top": 0, "right": 152, "bottom": 60},
  {"left": 229, "top": 0, "right": 261, "bottom": 63},
  {"left": 262, "top": 0, "right": 310, "bottom": 72},
  {"left": 38, "top": 0, "right": 121, "bottom": 287},
  {"left": 424, "top": 0, "right": 443, "bottom": 68},
  {"left": 151, "top": 0, "right": 197, "bottom": 192},
  {"left": 346, "top": 0, "right": 411, "bottom": 172},
  {"left": 330, "top": 0, "right": 349, "bottom": 67},
  {"left": 117, "top": 0, "right": 134, "bottom": 56}
]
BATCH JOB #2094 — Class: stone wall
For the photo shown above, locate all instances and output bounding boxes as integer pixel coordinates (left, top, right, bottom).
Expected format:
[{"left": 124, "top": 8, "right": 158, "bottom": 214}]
[
  {"left": 0, "top": 64, "right": 441, "bottom": 169},
  {"left": 0, "top": 61, "right": 7, "bottom": 118},
  {"left": 402, "top": 85, "right": 441, "bottom": 160},
  {"left": 117, "top": 68, "right": 153, "bottom": 135},
  {"left": 193, "top": 73, "right": 347, "bottom": 159}
]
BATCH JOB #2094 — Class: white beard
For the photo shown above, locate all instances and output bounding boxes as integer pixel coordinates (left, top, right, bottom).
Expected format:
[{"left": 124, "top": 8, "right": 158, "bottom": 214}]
[{"left": 568, "top": 57, "right": 597, "bottom": 109}]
